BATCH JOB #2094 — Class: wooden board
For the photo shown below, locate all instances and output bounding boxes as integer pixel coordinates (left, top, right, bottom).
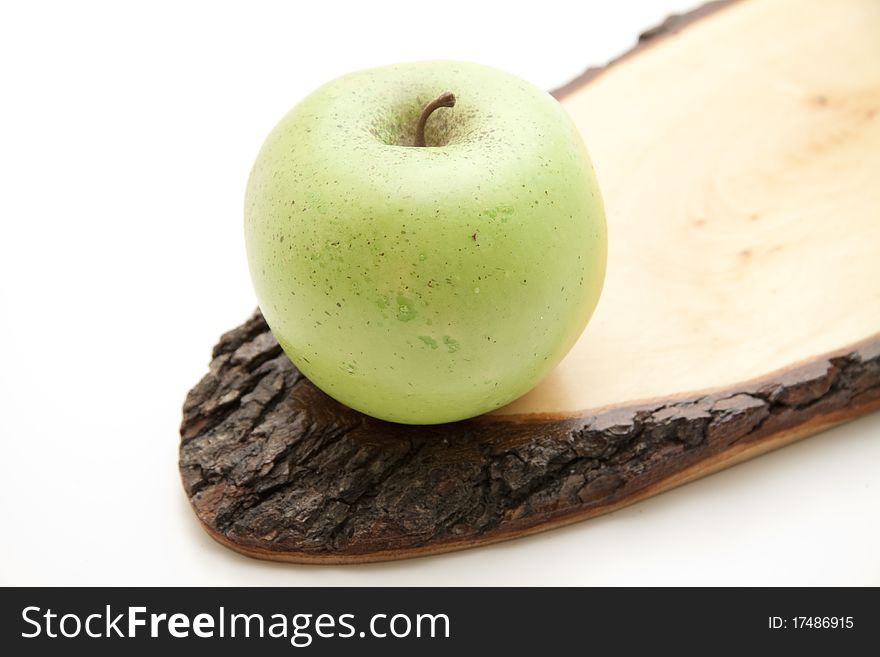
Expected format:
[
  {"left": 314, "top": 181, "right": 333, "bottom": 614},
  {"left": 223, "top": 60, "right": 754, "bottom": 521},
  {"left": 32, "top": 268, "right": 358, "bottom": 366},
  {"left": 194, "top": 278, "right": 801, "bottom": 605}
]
[{"left": 179, "top": 0, "right": 880, "bottom": 563}]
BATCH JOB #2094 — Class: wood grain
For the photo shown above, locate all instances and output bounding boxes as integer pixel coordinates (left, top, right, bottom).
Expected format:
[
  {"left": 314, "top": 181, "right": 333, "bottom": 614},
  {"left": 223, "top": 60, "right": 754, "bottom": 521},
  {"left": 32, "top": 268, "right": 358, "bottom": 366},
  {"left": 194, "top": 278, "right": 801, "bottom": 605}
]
[
  {"left": 180, "top": 0, "right": 880, "bottom": 563},
  {"left": 508, "top": 0, "right": 880, "bottom": 415}
]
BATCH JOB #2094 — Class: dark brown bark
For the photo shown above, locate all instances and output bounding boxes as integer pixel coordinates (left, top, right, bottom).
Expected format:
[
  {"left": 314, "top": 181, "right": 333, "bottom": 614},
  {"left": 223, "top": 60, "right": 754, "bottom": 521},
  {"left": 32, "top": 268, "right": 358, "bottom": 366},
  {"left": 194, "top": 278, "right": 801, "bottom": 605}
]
[
  {"left": 550, "top": 0, "right": 736, "bottom": 98},
  {"left": 180, "top": 310, "right": 880, "bottom": 563}
]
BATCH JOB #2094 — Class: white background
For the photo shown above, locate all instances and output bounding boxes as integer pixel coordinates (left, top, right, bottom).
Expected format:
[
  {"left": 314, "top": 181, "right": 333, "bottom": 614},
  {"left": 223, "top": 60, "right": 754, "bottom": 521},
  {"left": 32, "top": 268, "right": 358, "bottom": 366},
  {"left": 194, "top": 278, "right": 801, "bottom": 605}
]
[{"left": 1, "top": 0, "right": 878, "bottom": 586}]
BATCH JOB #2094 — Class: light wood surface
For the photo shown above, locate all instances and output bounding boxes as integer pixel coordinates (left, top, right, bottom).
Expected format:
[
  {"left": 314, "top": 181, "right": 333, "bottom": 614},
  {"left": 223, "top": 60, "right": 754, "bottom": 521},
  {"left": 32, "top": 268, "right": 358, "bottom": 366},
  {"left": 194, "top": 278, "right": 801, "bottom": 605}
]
[
  {"left": 181, "top": 0, "right": 880, "bottom": 563},
  {"left": 502, "top": 0, "right": 880, "bottom": 415}
]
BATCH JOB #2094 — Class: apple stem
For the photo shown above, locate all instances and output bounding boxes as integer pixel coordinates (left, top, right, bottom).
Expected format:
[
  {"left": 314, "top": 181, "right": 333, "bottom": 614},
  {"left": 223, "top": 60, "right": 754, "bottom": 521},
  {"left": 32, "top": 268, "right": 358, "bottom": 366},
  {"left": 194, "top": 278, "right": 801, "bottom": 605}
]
[{"left": 414, "top": 91, "right": 456, "bottom": 147}]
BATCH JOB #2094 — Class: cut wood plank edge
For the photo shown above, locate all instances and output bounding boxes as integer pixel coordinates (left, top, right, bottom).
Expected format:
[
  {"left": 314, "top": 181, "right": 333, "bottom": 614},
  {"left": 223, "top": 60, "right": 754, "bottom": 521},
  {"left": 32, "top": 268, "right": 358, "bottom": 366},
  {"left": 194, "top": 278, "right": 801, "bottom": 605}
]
[
  {"left": 551, "top": 0, "right": 739, "bottom": 100},
  {"left": 180, "top": 309, "right": 880, "bottom": 564},
  {"left": 195, "top": 390, "right": 880, "bottom": 565},
  {"left": 179, "top": 0, "right": 880, "bottom": 564},
  {"left": 493, "top": 330, "right": 880, "bottom": 424}
]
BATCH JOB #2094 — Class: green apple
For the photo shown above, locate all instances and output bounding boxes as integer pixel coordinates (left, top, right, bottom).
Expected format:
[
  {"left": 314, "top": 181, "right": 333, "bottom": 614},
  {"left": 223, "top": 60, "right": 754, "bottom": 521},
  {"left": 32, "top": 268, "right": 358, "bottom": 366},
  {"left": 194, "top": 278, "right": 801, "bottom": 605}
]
[{"left": 245, "top": 61, "right": 606, "bottom": 424}]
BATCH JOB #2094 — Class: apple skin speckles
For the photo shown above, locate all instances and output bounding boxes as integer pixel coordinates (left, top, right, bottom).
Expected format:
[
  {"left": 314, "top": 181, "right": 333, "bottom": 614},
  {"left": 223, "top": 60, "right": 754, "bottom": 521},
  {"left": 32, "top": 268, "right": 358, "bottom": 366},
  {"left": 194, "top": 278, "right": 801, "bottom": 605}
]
[{"left": 244, "top": 60, "right": 606, "bottom": 424}]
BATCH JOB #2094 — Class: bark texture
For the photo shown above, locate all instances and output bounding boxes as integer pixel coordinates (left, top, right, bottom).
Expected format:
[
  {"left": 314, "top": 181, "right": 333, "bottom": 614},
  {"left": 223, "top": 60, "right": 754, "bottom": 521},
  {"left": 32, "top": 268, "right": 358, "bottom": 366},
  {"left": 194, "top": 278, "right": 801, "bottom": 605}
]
[{"left": 180, "top": 311, "right": 880, "bottom": 562}]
